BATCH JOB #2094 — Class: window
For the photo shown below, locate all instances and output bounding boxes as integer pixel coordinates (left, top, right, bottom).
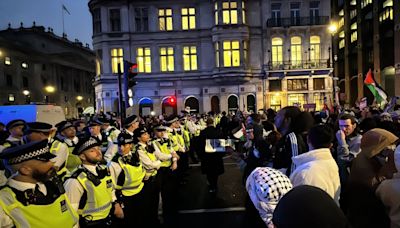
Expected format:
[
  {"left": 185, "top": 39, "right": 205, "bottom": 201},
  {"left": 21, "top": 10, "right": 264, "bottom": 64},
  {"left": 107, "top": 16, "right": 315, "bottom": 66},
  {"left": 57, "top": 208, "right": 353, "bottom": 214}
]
[
  {"left": 93, "top": 8, "right": 101, "bottom": 34},
  {"left": 214, "top": 3, "right": 219, "bottom": 25},
  {"left": 160, "top": 47, "right": 174, "bottom": 72},
  {"left": 5, "top": 57, "right": 11, "bottom": 65},
  {"left": 288, "top": 93, "right": 307, "bottom": 107},
  {"left": 22, "top": 76, "right": 28, "bottom": 87},
  {"left": 269, "top": 80, "right": 282, "bottom": 91},
  {"left": 182, "top": 8, "right": 196, "bottom": 30},
  {"left": 271, "top": 37, "right": 283, "bottom": 67},
  {"left": 215, "top": 42, "right": 220, "bottom": 67},
  {"left": 361, "top": 0, "right": 372, "bottom": 8},
  {"left": 109, "top": 9, "right": 121, "bottom": 32},
  {"left": 21, "top": 62, "right": 28, "bottom": 69},
  {"left": 310, "top": 36, "right": 320, "bottom": 66},
  {"left": 351, "top": 31, "right": 357, "bottom": 43},
  {"left": 314, "top": 92, "right": 325, "bottom": 111},
  {"left": 6, "top": 74, "right": 12, "bottom": 86},
  {"left": 137, "top": 47, "right": 152, "bottom": 73},
  {"left": 339, "top": 39, "right": 345, "bottom": 49},
  {"left": 287, "top": 79, "right": 308, "bottom": 91},
  {"left": 96, "top": 59, "right": 101, "bottom": 76},
  {"left": 135, "top": 8, "right": 148, "bottom": 32},
  {"left": 269, "top": 93, "right": 282, "bottom": 110},
  {"left": 291, "top": 36, "right": 302, "bottom": 68},
  {"left": 111, "top": 48, "right": 123, "bottom": 73},
  {"left": 183, "top": 46, "right": 197, "bottom": 71},
  {"left": 310, "top": 1, "right": 320, "bottom": 24},
  {"left": 241, "top": 1, "right": 246, "bottom": 24},
  {"left": 159, "top": 9, "right": 173, "bottom": 31},
  {"left": 290, "top": 2, "right": 300, "bottom": 25},
  {"left": 271, "top": 3, "right": 281, "bottom": 26},
  {"left": 313, "top": 78, "right": 325, "bottom": 90},
  {"left": 243, "top": 41, "right": 248, "bottom": 65},
  {"left": 222, "top": 1, "right": 238, "bottom": 24},
  {"left": 223, "top": 40, "right": 240, "bottom": 67},
  {"left": 8, "top": 94, "right": 15, "bottom": 102}
]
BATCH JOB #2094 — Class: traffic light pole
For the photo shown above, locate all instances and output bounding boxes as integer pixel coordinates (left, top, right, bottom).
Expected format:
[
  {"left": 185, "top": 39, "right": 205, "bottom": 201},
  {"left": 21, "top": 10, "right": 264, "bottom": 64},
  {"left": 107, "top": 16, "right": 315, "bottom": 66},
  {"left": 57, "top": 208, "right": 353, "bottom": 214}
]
[{"left": 117, "top": 63, "right": 125, "bottom": 124}]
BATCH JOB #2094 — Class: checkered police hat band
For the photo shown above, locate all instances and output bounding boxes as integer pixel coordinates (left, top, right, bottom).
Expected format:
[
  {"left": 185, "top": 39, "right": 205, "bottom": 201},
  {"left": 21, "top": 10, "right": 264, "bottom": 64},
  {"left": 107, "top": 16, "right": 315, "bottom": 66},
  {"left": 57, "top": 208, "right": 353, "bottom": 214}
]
[
  {"left": 8, "top": 147, "right": 50, "bottom": 164},
  {"left": 78, "top": 138, "right": 99, "bottom": 154}
]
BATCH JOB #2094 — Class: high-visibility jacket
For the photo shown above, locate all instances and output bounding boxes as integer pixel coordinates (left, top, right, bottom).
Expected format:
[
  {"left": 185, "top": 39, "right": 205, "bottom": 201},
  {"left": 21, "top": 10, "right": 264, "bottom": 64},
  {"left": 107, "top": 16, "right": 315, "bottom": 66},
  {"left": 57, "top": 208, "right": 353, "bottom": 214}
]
[
  {"left": 115, "top": 156, "right": 145, "bottom": 197},
  {"left": 136, "top": 144, "right": 158, "bottom": 178},
  {"left": 152, "top": 139, "right": 172, "bottom": 167},
  {"left": 72, "top": 168, "right": 113, "bottom": 221},
  {"left": 50, "top": 140, "right": 68, "bottom": 177},
  {"left": 65, "top": 146, "right": 81, "bottom": 172},
  {"left": 0, "top": 184, "right": 78, "bottom": 228}
]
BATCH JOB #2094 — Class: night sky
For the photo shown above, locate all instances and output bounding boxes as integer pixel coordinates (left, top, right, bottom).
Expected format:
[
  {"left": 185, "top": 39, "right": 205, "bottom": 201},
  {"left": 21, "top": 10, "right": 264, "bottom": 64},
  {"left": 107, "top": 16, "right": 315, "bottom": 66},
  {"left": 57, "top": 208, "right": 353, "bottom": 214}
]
[{"left": 0, "top": 0, "right": 93, "bottom": 48}]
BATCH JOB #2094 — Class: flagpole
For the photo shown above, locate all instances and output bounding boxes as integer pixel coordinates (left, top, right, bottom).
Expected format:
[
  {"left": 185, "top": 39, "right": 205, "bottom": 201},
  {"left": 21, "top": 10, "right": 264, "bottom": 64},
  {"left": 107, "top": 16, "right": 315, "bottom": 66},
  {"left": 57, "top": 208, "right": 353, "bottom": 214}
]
[{"left": 62, "top": 5, "right": 65, "bottom": 35}]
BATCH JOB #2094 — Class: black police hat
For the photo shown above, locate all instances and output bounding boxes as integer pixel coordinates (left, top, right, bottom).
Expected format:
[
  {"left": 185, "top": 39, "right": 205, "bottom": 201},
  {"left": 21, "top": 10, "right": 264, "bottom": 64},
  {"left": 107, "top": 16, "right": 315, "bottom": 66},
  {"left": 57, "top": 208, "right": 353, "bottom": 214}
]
[
  {"left": 0, "top": 140, "right": 55, "bottom": 165},
  {"left": 87, "top": 119, "right": 103, "bottom": 127},
  {"left": 165, "top": 115, "right": 178, "bottom": 125},
  {"left": 72, "top": 137, "right": 100, "bottom": 155},
  {"left": 6, "top": 119, "right": 26, "bottom": 131},
  {"left": 123, "top": 115, "right": 138, "bottom": 127},
  {"left": 153, "top": 124, "right": 167, "bottom": 131},
  {"left": 133, "top": 127, "right": 148, "bottom": 138},
  {"left": 117, "top": 132, "right": 134, "bottom": 146},
  {"left": 98, "top": 117, "right": 111, "bottom": 124},
  {"left": 25, "top": 122, "right": 53, "bottom": 134},
  {"left": 55, "top": 121, "right": 74, "bottom": 132}
]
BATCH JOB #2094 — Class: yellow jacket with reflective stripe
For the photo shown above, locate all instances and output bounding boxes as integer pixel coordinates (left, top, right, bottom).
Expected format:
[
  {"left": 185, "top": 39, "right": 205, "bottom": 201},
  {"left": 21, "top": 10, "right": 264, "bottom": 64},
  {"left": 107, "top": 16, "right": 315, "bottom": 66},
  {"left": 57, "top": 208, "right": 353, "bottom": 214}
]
[
  {"left": 66, "top": 146, "right": 82, "bottom": 172},
  {"left": 75, "top": 170, "right": 113, "bottom": 221},
  {"left": 152, "top": 140, "right": 172, "bottom": 167},
  {"left": 116, "top": 157, "right": 145, "bottom": 197},
  {"left": 168, "top": 132, "right": 180, "bottom": 152},
  {"left": 0, "top": 186, "right": 78, "bottom": 228},
  {"left": 50, "top": 140, "right": 68, "bottom": 176}
]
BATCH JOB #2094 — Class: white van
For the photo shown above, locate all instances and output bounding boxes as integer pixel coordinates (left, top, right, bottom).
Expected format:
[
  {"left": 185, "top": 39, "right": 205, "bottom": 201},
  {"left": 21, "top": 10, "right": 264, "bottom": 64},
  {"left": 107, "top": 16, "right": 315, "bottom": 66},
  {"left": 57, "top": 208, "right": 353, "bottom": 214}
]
[{"left": 0, "top": 104, "right": 66, "bottom": 127}]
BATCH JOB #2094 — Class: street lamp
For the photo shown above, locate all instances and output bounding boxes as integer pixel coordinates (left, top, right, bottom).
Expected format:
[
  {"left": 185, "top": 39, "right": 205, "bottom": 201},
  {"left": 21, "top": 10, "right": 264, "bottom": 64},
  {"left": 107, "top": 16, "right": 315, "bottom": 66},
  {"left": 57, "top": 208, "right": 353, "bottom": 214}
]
[
  {"left": 22, "top": 90, "right": 30, "bottom": 104},
  {"left": 76, "top": 96, "right": 83, "bottom": 101},
  {"left": 45, "top": 85, "right": 55, "bottom": 93},
  {"left": 22, "top": 90, "right": 30, "bottom": 96},
  {"left": 328, "top": 22, "right": 338, "bottom": 108}
]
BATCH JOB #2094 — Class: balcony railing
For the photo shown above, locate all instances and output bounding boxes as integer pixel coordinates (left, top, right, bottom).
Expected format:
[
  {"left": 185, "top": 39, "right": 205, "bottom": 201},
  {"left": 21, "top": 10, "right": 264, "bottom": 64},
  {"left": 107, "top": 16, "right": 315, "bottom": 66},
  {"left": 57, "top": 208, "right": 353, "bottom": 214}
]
[
  {"left": 267, "top": 59, "right": 330, "bottom": 70},
  {"left": 267, "top": 16, "right": 330, "bottom": 27}
]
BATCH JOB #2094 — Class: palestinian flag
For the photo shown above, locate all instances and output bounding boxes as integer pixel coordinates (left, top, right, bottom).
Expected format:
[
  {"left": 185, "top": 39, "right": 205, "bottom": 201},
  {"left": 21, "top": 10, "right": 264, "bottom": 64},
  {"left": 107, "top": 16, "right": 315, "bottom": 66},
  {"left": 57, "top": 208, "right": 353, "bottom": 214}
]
[{"left": 364, "top": 69, "right": 388, "bottom": 105}]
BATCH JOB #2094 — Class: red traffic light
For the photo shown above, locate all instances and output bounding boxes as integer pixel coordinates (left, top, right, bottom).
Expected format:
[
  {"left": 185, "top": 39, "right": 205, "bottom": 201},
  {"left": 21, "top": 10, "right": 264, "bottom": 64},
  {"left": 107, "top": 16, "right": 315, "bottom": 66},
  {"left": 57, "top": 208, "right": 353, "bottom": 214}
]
[{"left": 168, "top": 97, "right": 176, "bottom": 104}]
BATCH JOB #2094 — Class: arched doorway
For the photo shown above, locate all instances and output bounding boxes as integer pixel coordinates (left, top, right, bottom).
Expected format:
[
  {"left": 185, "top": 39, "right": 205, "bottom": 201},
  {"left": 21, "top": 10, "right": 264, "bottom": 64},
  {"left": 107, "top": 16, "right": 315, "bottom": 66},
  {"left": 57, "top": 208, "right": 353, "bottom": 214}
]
[
  {"left": 139, "top": 97, "right": 153, "bottom": 116},
  {"left": 211, "top": 96, "right": 220, "bottom": 113},
  {"left": 184, "top": 96, "right": 199, "bottom": 113},
  {"left": 162, "top": 96, "right": 177, "bottom": 116},
  {"left": 228, "top": 95, "right": 238, "bottom": 113},
  {"left": 247, "top": 94, "right": 256, "bottom": 113}
]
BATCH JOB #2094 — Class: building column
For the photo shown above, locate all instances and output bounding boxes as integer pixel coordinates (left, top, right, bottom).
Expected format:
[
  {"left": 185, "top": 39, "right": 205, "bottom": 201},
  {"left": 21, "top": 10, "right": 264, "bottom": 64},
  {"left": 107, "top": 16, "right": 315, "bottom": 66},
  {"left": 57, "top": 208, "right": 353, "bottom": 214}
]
[{"left": 394, "top": 0, "right": 400, "bottom": 97}]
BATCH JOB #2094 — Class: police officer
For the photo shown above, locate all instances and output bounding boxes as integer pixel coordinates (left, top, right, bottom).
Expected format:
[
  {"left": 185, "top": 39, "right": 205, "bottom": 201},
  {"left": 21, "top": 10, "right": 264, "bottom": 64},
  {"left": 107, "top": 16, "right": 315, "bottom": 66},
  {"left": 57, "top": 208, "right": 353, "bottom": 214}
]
[
  {"left": 1, "top": 119, "right": 26, "bottom": 149},
  {"left": 123, "top": 115, "right": 140, "bottom": 138},
  {"left": 0, "top": 140, "right": 78, "bottom": 227},
  {"left": 110, "top": 132, "right": 146, "bottom": 226},
  {"left": 100, "top": 118, "right": 120, "bottom": 145},
  {"left": 64, "top": 137, "right": 123, "bottom": 228},
  {"left": 151, "top": 124, "right": 180, "bottom": 225},
  {"left": 135, "top": 127, "right": 161, "bottom": 227},
  {"left": 87, "top": 119, "right": 109, "bottom": 155},
  {"left": 26, "top": 122, "right": 70, "bottom": 178},
  {"left": 55, "top": 121, "right": 81, "bottom": 172}
]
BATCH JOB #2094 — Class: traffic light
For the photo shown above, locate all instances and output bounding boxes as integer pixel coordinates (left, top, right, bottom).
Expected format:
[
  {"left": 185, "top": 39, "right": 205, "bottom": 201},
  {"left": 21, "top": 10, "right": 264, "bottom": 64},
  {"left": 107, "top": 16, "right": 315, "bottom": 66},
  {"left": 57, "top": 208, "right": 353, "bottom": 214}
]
[
  {"left": 124, "top": 60, "right": 138, "bottom": 88},
  {"left": 167, "top": 96, "right": 176, "bottom": 105}
]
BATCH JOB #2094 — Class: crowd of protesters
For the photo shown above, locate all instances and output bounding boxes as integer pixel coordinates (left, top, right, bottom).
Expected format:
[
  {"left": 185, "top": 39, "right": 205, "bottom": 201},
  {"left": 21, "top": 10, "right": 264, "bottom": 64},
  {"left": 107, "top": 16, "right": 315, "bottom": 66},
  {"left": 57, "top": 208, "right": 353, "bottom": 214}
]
[{"left": 0, "top": 97, "right": 400, "bottom": 227}]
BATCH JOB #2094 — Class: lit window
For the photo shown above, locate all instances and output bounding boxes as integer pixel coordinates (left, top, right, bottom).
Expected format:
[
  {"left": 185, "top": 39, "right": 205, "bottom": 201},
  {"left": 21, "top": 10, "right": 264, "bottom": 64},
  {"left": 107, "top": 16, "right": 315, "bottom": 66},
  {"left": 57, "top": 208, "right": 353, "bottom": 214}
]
[
  {"left": 339, "top": 39, "right": 345, "bottom": 49},
  {"left": 222, "top": 1, "right": 238, "bottom": 24},
  {"left": 215, "top": 42, "right": 220, "bottom": 67},
  {"left": 291, "top": 36, "right": 302, "bottom": 68},
  {"left": 223, "top": 41, "right": 240, "bottom": 67},
  {"left": 183, "top": 46, "right": 197, "bottom": 71},
  {"left": 351, "top": 31, "right": 357, "bottom": 43},
  {"left": 350, "top": 0, "right": 356, "bottom": 6},
  {"left": 5, "top": 56, "right": 11, "bottom": 65},
  {"left": 338, "top": 18, "right": 344, "bottom": 29},
  {"left": 271, "top": 37, "right": 283, "bottom": 67},
  {"left": 160, "top": 47, "right": 174, "bottom": 72},
  {"left": 96, "top": 59, "right": 101, "bottom": 76},
  {"left": 21, "top": 62, "right": 28, "bottom": 69},
  {"left": 383, "top": 0, "right": 392, "bottom": 8},
  {"left": 159, "top": 9, "right": 173, "bottom": 31},
  {"left": 351, "top": 23, "right": 357, "bottom": 30},
  {"left": 137, "top": 47, "right": 152, "bottom": 73},
  {"left": 313, "top": 92, "right": 325, "bottom": 111},
  {"left": 310, "top": 36, "right": 320, "bottom": 65},
  {"left": 242, "top": 1, "right": 246, "bottom": 24},
  {"left": 339, "top": 9, "right": 344, "bottom": 16},
  {"left": 111, "top": 48, "right": 123, "bottom": 73},
  {"left": 361, "top": 0, "right": 372, "bottom": 8},
  {"left": 182, "top": 8, "right": 196, "bottom": 30},
  {"left": 8, "top": 94, "right": 15, "bottom": 102},
  {"left": 287, "top": 93, "right": 307, "bottom": 107},
  {"left": 287, "top": 79, "right": 308, "bottom": 91},
  {"left": 339, "top": 31, "right": 345, "bottom": 38},
  {"left": 214, "top": 3, "right": 219, "bottom": 25}
]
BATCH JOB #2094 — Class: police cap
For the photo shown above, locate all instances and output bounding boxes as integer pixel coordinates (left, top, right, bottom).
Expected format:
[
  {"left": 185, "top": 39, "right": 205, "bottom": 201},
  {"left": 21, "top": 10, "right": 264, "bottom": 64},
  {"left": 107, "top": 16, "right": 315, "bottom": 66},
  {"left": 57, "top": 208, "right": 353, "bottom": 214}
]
[{"left": 0, "top": 140, "right": 55, "bottom": 165}]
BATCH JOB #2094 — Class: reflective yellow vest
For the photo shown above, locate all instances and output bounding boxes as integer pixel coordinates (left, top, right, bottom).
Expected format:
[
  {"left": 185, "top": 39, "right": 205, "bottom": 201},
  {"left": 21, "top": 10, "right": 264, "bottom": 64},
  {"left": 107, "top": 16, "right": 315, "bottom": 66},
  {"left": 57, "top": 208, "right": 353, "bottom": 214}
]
[
  {"left": 168, "top": 133, "right": 180, "bottom": 152},
  {"left": 182, "top": 128, "right": 191, "bottom": 148},
  {"left": 75, "top": 169, "right": 113, "bottom": 221},
  {"left": 66, "top": 146, "right": 82, "bottom": 172},
  {"left": 176, "top": 132, "right": 185, "bottom": 151},
  {"left": 152, "top": 140, "right": 172, "bottom": 167},
  {"left": 116, "top": 157, "right": 145, "bottom": 197},
  {"left": 0, "top": 186, "right": 78, "bottom": 228},
  {"left": 138, "top": 144, "right": 158, "bottom": 177},
  {"left": 50, "top": 140, "right": 68, "bottom": 177}
]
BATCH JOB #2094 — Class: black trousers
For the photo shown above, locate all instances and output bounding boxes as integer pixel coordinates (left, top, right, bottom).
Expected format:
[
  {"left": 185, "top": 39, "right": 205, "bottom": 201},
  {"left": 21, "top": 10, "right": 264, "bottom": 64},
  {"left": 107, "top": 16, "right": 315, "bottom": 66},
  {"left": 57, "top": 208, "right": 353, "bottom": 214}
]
[
  {"left": 206, "top": 173, "right": 219, "bottom": 190},
  {"left": 177, "top": 151, "right": 189, "bottom": 182},
  {"left": 158, "top": 167, "right": 179, "bottom": 226},
  {"left": 120, "top": 189, "right": 146, "bottom": 226},
  {"left": 142, "top": 174, "right": 160, "bottom": 227}
]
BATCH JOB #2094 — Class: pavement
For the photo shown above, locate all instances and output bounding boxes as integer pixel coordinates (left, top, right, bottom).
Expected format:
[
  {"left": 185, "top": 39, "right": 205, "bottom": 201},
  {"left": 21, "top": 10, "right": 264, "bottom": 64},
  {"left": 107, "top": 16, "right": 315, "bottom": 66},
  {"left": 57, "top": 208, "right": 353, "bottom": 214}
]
[{"left": 167, "top": 156, "right": 256, "bottom": 228}]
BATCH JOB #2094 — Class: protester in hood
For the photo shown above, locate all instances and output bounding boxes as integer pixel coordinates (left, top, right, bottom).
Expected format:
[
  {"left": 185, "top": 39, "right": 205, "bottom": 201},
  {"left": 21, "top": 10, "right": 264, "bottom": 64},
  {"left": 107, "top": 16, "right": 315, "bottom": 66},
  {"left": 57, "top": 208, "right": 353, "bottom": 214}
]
[
  {"left": 376, "top": 144, "right": 400, "bottom": 228},
  {"left": 272, "top": 185, "right": 350, "bottom": 228},
  {"left": 246, "top": 167, "right": 292, "bottom": 227}
]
